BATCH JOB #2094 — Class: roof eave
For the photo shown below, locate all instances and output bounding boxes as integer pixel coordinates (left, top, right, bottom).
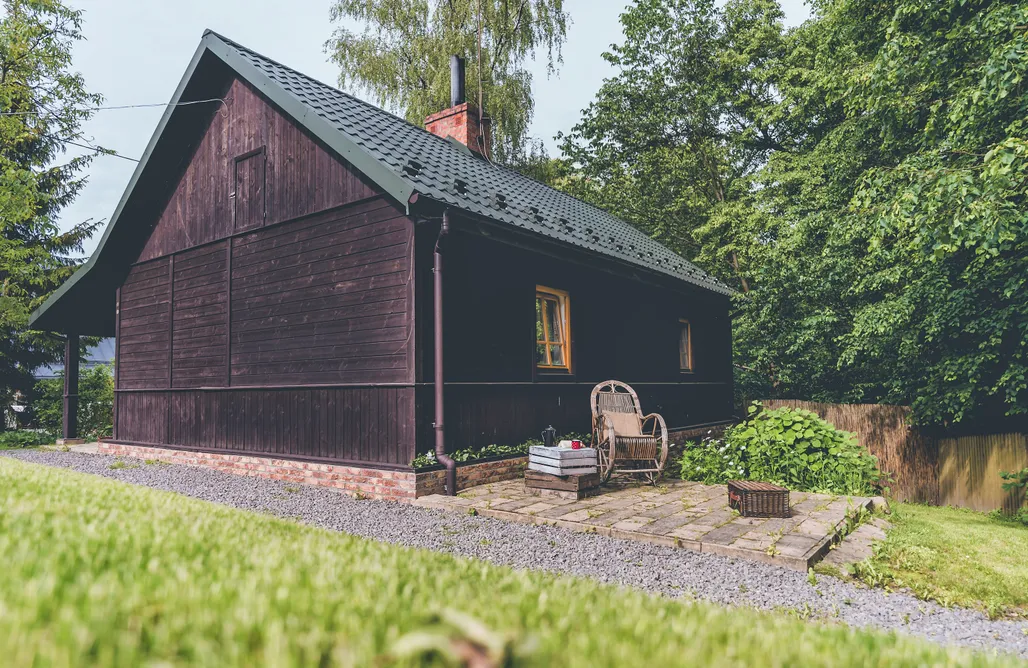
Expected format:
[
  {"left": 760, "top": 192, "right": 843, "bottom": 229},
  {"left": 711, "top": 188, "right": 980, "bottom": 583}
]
[
  {"left": 413, "top": 196, "right": 735, "bottom": 298},
  {"left": 200, "top": 33, "right": 417, "bottom": 211},
  {"left": 28, "top": 39, "right": 215, "bottom": 332}
]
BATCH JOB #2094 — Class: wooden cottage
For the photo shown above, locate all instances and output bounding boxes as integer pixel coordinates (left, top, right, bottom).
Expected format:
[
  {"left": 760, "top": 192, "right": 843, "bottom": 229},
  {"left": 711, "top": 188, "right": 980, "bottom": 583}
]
[{"left": 30, "top": 32, "right": 735, "bottom": 499}]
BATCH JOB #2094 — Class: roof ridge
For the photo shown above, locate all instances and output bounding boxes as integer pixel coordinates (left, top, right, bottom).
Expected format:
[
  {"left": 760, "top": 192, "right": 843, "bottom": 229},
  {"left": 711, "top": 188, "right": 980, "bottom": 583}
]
[{"left": 204, "top": 29, "right": 445, "bottom": 140}]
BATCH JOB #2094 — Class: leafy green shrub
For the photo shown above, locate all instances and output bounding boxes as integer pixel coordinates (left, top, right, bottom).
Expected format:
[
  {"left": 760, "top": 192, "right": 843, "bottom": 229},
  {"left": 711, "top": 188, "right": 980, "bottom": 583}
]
[
  {"left": 998, "top": 468, "right": 1028, "bottom": 526},
  {"left": 411, "top": 432, "right": 592, "bottom": 470},
  {"left": 679, "top": 403, "right": 882, "bottom": 496},
  {"left": 0, "top": 430, "right": 54, "bottom": 449},
  {"left": 33, "top": 364, "right": 114, "bottom": 441}
]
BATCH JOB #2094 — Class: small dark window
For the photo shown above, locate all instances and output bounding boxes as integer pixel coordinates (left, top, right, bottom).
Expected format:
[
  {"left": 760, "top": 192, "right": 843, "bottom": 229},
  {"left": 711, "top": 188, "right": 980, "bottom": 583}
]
[
  {"left": 679, "top": 319, "right": 693, "bottom": 372},
  {"left": 233, "top": 147, "right": 266, "bottom": 232}
]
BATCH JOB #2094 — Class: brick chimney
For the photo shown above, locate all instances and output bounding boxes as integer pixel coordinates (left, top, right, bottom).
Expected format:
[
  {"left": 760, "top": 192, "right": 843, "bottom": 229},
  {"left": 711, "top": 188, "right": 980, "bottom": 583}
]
[{"left": 425, "top": 55, "right": 491, "bottom": 158}]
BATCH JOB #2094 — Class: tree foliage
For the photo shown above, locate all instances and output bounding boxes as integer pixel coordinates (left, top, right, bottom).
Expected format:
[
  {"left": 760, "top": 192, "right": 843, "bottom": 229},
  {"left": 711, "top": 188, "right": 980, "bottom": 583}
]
[
  {"left": 327, "top": 0, "right": 568, "bottom": 163},
  {"left": 565, "top": 0, "right": 1028, "bottom": 425},
  {"left": 0, "top": 0, "right": 102, "bottom": 426},
  {"left": 559, "top": 0, "right": 790, "bottom": 276},
  {"left": 33, "top": 363, "right": 112, "bottom": 440}
]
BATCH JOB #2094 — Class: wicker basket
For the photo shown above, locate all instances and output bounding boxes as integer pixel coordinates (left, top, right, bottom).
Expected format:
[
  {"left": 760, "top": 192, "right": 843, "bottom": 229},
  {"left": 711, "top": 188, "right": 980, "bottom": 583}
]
[{"left": 727, "top": 480, "right": 790, "bottom": 518}]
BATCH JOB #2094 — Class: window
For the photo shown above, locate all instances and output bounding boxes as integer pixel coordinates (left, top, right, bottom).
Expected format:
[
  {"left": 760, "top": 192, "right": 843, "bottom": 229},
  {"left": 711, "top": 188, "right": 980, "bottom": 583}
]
[
  {"left": 233, "top": 147, "right": 266, "bottom": 232},
  {"left": 536, "top": 286, "right": 571, "bottom": 371},
  {"left": 679, "top": 319, "right": 693, "bottom": 372}
]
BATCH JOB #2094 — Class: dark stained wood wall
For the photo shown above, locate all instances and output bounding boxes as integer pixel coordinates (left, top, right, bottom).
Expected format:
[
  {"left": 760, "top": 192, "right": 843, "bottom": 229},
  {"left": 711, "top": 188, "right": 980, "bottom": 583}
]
[
  {"left": 117, "top": 387, "right": 414, "bottom": 467},
  {"left": 172, "top": 243, "right": 229, "bottom": 388},
  {"left": 414, "top": 226, "right": 734, "bottom": 455},
  {"left": 229, "top": 199, "right": 411, "bottom": 386},
  {"left": 118, "top": 260, "right": 171, "bottom": 390},
  {"left": 135, "top": 77, "right": 376, "bottom": 263},
  {"left": 114, "top": 76, "right": 415, "bottom": 467}
]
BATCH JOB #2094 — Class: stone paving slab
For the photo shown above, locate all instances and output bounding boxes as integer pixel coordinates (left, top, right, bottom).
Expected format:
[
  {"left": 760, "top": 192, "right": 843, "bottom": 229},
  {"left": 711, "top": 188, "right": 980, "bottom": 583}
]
[
  {"left": 821, "top": 517, "right": 893, "bottom": 573},
  {"left": 416, "top": 478, "right": 885, "bottom": 570}
]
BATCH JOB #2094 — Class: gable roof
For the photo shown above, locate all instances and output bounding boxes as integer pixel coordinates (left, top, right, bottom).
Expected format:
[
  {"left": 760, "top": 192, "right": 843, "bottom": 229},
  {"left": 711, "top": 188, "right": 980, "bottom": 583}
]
[
  {"left": 214, "top": 32, "right": 731, "bottom": 295},
  {"left": 30, "top": 31, "right": 730, "bottom": 335}
]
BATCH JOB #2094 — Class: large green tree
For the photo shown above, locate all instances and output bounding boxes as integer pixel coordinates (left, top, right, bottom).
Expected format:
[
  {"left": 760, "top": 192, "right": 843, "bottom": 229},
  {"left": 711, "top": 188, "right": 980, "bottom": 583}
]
[
  {"left": 559, "top": 0, "right": 791, "bottom": 284},
  {"left": 564, "top": 0, "right": 1028, "bottom": 425},
  {"left": 327, "top": 0, "right": 568, "bottom": 164},
  {"left": 0, "top": 0, "right": 102, "bottom": 426},
  {"left": 721, "top": 0, "right": 1028, "bottom": 424}
]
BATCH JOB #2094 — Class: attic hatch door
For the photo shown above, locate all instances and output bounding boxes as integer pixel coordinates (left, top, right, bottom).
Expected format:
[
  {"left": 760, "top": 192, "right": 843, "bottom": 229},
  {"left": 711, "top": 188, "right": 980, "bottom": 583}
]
[{"left": 233, "top": 147, "right": 266, "bottom": 232}]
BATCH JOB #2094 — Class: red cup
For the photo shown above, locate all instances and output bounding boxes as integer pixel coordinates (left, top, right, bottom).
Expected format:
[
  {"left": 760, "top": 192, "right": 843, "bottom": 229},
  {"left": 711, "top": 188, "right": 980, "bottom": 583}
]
[{"left": 571, "top": 440, "right": 582, "bottom": 449}]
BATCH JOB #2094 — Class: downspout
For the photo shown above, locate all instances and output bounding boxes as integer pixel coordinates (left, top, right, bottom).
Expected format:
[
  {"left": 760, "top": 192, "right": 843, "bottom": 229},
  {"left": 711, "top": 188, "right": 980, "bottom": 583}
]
[{"left": 434, "top": 209, "right": 457, "bottom": 495}]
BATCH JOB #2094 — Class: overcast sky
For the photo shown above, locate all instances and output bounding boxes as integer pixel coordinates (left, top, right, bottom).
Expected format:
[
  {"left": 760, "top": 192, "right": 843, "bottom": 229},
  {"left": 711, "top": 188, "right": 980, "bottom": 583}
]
[{"left": 64, "top": 0, "right": 811, "bottom": 254}]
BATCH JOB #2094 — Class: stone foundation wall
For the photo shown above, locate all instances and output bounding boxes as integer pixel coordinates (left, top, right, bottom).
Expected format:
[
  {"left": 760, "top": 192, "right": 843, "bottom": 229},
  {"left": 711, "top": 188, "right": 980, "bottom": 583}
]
[{"left": 99, "top": 442, "right": 527, "bottom": 501}]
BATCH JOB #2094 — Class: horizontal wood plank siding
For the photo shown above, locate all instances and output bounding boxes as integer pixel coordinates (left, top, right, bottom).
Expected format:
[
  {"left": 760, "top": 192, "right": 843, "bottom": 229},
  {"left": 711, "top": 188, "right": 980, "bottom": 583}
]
[
  {"left": 229, "top": 199, "right": 411, "bottom": 387},
  {"left": 116, "top": 197, "right": 414, "bottom": 466},
  {"left": 115, "top": 387, "right": 414, "bottom": 466},
  {"left": 416, "top": 382, "right": 733, "bottom": 455},
  {"left": 114, "top": 69, "right": 414, "bottom": 467},
  {"left": 118, "top": 258, "right": 171, "bottom": 389},
  {"left": 172, "top": 241, "right": 229, "bottom": 388},
  {"left": 412, "top": 225, "right": 735, "bottom": 456}
]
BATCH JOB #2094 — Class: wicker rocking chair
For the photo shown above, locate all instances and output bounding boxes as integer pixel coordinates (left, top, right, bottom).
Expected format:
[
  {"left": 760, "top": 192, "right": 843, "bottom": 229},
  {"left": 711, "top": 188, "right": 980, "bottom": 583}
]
[{"left": 590, "top": 380, "right": 669, "bottom": 484}]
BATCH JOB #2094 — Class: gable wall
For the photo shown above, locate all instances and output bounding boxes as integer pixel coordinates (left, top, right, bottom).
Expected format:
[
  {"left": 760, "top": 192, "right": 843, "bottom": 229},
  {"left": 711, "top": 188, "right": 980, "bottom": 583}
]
[
  {"left": 136, "top": 77, "right": 377, "bottom": 262},
  {"left": 113, "top": 76, "right": 415, "bottom": 468}
]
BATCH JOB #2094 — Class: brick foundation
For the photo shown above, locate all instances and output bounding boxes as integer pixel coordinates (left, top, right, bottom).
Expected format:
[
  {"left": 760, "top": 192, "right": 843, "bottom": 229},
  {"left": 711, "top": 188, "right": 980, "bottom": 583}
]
[
  {"left": 98, "top": 442, "right": 526, "bottom": 501},
  {"left": 415, "top": 457, "right": 528, "bottom": 497}
]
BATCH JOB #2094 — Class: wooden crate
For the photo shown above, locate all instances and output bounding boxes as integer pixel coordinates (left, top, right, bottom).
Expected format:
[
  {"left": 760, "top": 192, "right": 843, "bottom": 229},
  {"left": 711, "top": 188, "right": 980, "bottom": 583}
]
[
  {"left": 727, "top": 480, "right": 790, "bottom": 518},
  {"left": 524, "top": 469, "right": 601, "bottom": 500},
  {"left": 528, "top": 446, "right": 598, "bottom": 476}
]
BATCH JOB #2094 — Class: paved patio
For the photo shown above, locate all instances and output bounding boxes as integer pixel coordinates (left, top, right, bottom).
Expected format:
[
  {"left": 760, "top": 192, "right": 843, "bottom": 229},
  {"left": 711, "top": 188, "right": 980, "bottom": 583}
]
[{"left": 416, "top": 478, "right": 885, "bottom": 570}]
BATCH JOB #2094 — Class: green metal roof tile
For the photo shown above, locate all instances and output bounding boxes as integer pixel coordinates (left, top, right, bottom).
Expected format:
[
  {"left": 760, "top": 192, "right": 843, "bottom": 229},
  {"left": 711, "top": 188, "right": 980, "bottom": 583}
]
[{"left": 210, "top": 32, "right": 732, "bottom": 296}]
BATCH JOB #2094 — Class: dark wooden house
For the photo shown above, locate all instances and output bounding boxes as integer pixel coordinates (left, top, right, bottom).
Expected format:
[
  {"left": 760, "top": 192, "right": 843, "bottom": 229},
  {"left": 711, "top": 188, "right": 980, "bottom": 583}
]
[{"left": 30, "top": 32, "right": 734, "bottom": 496}]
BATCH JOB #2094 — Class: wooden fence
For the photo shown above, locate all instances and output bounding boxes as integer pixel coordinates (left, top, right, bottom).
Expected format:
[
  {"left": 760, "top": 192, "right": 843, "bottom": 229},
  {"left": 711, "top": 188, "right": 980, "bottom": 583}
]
[{"left": 763, "top": 400, "right": 1028, "bottom": 512}]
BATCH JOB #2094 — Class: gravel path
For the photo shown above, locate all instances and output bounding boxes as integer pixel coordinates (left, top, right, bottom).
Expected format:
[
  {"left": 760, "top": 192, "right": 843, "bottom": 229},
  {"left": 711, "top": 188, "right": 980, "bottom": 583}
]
[{"left": 5, "top": 449, "right": 1027, "bottom": 658}]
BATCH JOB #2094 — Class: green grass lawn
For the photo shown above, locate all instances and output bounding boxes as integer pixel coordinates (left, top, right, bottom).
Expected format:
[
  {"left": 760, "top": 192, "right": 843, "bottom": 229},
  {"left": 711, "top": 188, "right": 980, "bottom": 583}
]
[
  {"left": 858, "top": 503, "right": 1028, "bottom": 619},
  {"left": 0, "top": 458, "right": 1011, "bottom": 667}
]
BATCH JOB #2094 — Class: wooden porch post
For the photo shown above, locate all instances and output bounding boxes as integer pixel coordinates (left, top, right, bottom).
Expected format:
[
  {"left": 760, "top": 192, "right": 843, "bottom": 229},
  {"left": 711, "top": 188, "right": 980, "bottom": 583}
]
[{"left": 62, "top": 333, "right": 79, "bottom": 441}]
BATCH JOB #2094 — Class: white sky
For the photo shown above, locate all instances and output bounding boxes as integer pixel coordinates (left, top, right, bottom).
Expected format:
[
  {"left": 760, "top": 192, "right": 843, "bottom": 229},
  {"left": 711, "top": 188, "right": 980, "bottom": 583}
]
[{"left": 64, "top": 0, "right": 811, "bottom": 254}]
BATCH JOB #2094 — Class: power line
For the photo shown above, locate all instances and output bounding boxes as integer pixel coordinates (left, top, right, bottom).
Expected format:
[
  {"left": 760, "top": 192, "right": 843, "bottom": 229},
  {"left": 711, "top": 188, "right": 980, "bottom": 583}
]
[
  {"left": 63, "top": 139, "right": 139, "bottom": 163},
  {"left": 0, "top": 97, "right": 226, "bottom": 118}
]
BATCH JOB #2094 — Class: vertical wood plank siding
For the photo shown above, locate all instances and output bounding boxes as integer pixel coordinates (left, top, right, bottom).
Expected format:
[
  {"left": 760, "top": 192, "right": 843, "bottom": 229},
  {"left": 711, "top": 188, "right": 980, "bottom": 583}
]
[
  {"left": 765, "top": 400, "right": 1028, "bottom": 512},
  {"left": 414, "top": 382, "right": 733, "bottom": 458},
  {"left": 117, "top": 387, "right": 414, "bottom": 467},
  {"left": 135, "top": 78, "right": 375, "bottom": 263},
  {"left": 115, "top": 75, "right": 413, "bottom": 467}
]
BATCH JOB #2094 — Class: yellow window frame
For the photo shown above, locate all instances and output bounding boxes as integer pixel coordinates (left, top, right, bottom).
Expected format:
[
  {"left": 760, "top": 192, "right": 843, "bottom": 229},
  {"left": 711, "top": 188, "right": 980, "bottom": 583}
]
[
  {"left": 679, "top": 319, "right": 693, "bottom": 372},
  {"left": 536, "top": 285, "right": 571, "bottom": 371}
]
